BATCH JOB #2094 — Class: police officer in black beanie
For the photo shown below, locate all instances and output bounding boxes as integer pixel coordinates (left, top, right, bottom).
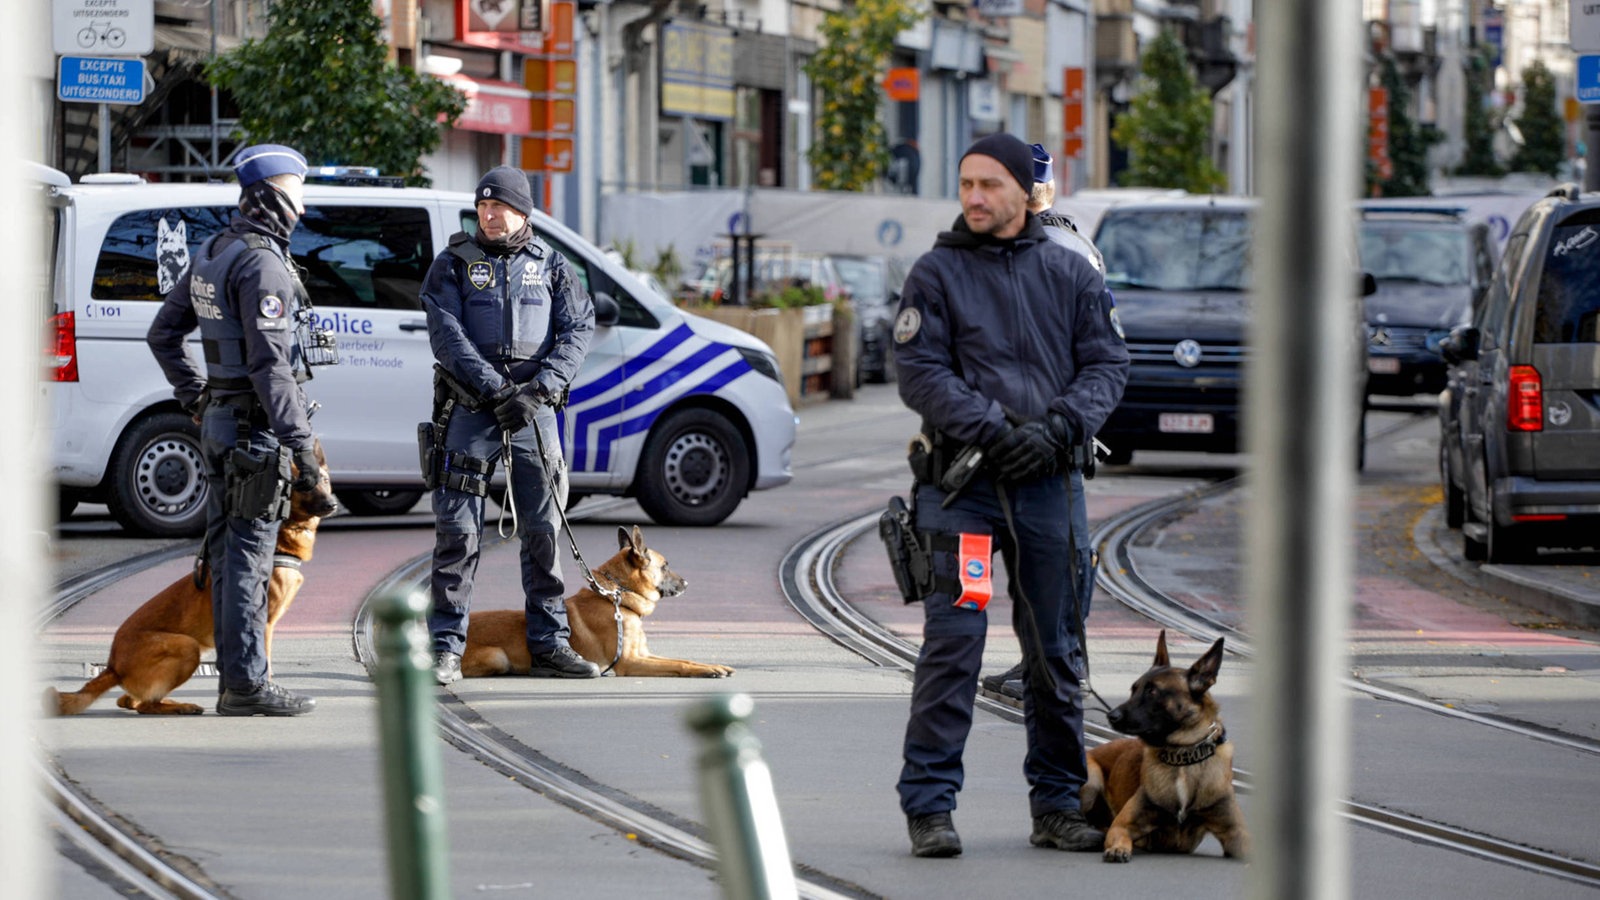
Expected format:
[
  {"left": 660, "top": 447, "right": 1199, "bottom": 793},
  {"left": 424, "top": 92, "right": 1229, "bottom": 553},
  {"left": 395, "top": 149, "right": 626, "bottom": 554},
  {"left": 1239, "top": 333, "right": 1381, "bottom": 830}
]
[
  {"left": 147, "top": 143, "right": 330, "bottom": 716},
  {"left": 420, "top": 165, "right": 599, "bottom": 685},
  {"left": 891, "top": 132, "right": 1128, "bottom": 856}
]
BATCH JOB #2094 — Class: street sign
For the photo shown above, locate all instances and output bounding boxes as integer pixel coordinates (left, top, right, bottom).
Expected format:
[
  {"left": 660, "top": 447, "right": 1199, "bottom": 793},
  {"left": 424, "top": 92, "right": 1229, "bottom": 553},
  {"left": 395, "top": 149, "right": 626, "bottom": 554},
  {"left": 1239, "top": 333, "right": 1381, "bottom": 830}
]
[
  {"left": 58, "top": 56, "right": 146, "bottom": 105},
  {"left": 1578, "top": 54, "right": 1600, "bottom": 103},
  {"left": 1573, "top": 0, "right": 1600, "bottom": 52},
  {"left": 53, "top": 0, "right": 154, "bottom": 57}
]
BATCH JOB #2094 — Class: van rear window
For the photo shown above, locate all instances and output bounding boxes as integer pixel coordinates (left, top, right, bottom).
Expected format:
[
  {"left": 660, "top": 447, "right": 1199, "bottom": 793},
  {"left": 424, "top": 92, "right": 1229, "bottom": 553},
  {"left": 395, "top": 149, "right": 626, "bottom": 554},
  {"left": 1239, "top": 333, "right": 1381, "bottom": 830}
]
[
  {"left": 1535, "top": 216, "right": 1600, "bottom": 343},
  {"left": 93, "top": 207, "right": 232, "bottom": 302}
]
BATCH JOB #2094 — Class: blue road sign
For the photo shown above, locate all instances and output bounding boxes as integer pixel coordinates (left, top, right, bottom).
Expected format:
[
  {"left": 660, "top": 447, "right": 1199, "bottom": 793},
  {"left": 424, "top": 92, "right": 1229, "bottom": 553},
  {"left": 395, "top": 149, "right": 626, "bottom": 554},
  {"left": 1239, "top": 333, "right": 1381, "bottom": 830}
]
[
  {"left": 1579, "top": 55, "right": 1600, "bottom": 104},
  {"left": 57, "top": 56, "right": 145, "bottom": 105}
]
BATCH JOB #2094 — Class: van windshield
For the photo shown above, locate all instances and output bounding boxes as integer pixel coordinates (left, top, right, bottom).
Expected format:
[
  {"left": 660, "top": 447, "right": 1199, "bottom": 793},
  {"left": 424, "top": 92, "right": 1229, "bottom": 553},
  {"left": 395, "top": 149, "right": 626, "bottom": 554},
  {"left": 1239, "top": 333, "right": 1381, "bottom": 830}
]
[
  {"left": 1359, "top": 223, "right": 1470, "bottom": 286},
  {"left": 1534, "top": 219, "right": 1600, "bottom": 343},
  {"left": 1096, "top": 208, "right": 1252, "bottom": 292}
]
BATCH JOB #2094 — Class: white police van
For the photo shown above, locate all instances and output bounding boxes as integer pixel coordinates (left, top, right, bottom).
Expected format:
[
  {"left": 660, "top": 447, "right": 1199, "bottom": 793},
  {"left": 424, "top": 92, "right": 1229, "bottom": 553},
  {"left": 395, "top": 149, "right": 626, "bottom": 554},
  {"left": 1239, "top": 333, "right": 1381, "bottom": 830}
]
[{"left": 40, "top": 166, "right": 795, "bottom": 536}]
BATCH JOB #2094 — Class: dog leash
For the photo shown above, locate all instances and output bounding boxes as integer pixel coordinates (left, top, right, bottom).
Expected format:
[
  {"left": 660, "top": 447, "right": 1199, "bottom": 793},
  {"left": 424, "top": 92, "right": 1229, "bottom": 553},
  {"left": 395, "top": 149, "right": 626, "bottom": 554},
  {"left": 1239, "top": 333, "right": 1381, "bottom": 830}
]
[{"left": 526, "top": 415, "right": 628, "bottom": 676}]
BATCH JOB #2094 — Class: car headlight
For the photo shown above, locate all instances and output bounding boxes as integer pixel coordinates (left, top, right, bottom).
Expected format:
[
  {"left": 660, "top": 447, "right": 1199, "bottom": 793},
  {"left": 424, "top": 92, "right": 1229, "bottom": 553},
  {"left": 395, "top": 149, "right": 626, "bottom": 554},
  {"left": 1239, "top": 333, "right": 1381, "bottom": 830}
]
[{"left": 737, "top": 346, "right": 783, "bottom": 384}]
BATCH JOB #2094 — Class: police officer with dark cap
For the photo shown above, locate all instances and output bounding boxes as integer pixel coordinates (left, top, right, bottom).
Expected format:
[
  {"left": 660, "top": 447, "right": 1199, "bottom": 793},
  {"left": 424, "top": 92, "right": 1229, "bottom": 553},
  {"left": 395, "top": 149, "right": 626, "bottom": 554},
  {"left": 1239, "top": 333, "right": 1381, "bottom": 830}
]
[
  {"left": 891, "top": 132, "right": 1128, "bottom": 857},
  {"left": 420, "top": 165, "right": 598, "bottom": 685},
  {"left": 147, "top": 143, "right": 325, "bottom": 716}
]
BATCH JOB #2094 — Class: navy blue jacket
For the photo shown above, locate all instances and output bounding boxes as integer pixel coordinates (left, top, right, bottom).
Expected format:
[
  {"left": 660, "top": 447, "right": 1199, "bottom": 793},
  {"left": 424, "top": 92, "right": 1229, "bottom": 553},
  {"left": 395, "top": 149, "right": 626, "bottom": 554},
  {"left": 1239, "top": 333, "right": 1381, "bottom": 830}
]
[
  {"left": 421, "top": 232, "right": 594, "bottom": 399},
  {"left": 147, "top": 215, "right": 314, "bottom": 453},
  {"left": 893, "top": 213, "right": 1129, "bottom": 448}
]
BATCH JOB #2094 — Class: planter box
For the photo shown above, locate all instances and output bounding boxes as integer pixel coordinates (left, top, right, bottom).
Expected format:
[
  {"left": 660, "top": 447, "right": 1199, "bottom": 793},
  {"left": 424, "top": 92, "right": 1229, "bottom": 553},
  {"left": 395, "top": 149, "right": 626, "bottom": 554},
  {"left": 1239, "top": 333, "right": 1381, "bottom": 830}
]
[{"left": 691, "top": 304, "right": 855, "bottom": 405}]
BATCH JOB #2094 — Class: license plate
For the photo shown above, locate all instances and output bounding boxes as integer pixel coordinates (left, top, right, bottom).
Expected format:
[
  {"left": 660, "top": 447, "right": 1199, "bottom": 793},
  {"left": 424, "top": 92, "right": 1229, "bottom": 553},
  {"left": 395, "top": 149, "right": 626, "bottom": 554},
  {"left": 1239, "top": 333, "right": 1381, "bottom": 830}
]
[
  {"left": 1367, "top": 356, "right": 1401, "bottom": 375},
  {"left": 1158, "top": 413, "right": 1214, "bottom": 434}
]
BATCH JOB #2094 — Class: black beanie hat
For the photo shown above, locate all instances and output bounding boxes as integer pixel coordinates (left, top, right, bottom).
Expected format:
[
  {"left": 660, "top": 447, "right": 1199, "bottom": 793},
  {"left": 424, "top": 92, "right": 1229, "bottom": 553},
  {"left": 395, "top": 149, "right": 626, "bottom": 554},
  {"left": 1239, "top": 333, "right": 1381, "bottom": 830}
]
[
  {"left": 475, "top": 165, "right": 534, "bottom": 216},
  {"left": 961, "top": 133, "right": 1034, "bottom": 196}
]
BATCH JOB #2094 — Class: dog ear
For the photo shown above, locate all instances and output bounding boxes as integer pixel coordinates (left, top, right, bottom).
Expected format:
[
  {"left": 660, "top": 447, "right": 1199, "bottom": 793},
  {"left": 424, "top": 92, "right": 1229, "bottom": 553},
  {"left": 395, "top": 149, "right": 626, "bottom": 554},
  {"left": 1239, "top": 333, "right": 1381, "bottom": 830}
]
[
  {"left": 616, "top": 526, "right": 631, "bottom": 550},
  {"left": 1153, "top": 629, "right": 1169, "bottom": 668},
  {"left": 629, "top": 524, "right": 647, "bottom": 556},
  {"left": 1188, "top": 637, "right": 1225, "bottom": 695}
]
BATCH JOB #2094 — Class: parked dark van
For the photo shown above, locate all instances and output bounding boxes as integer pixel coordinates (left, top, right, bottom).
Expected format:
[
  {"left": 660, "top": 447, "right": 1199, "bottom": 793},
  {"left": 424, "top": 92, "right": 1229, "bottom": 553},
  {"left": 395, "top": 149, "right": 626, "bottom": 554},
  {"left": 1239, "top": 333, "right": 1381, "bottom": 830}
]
[{"left": 1437, "top": 184, "right": 1600, "bottom": 562}]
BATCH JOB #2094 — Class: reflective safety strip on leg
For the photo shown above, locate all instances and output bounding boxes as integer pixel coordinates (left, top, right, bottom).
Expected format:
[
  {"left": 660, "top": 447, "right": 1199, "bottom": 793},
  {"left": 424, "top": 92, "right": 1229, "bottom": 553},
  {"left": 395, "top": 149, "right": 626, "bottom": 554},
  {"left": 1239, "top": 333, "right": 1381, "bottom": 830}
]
[{"left": 954, "top": 533, "right": 992, "bottom": 611}]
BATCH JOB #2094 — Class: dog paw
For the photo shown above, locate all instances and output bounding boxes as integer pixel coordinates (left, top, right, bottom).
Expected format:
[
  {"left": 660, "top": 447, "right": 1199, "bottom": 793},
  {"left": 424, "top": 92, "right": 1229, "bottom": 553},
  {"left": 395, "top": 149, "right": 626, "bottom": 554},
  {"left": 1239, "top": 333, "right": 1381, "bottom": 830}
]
[{"left": 1104, "top": 847, "right": 1132, "bottom": 863}]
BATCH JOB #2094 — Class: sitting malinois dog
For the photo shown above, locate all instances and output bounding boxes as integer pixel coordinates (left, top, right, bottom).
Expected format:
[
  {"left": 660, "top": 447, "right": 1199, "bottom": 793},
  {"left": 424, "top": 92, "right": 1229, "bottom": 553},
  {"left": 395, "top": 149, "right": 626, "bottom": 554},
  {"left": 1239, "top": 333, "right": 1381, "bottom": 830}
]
[
  {"left": 462, "top": 525, "right": 733, "bottom": 678},
  {"left": 46, "top": 444, "right": 338, "bottom": 716},
  {"left": 1079, "top": 630, "right": 1250, "bottom": 862}
]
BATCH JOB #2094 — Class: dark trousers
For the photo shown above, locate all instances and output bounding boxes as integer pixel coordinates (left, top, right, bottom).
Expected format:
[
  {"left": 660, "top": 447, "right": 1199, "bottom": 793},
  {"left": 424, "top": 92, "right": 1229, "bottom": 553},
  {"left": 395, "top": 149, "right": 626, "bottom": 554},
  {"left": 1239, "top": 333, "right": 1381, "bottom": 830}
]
[
  {"left": 897, "top": 475, "right": 1091, "bottom": 819},
  {"left": 200, "top": 405, "right": 281, "bottom": 693},
  {"left": 428, "top": 404, "right": 568, "bottom": 658}
]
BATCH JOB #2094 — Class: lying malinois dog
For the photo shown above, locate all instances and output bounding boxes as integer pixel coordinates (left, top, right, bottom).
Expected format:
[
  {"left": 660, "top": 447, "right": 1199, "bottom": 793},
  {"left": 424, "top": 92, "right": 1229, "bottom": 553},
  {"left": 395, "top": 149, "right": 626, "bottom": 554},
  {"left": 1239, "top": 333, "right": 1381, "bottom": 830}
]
[
  {"left": 46, "top": 444, "right": 338, "bottom": 716},
  {"left": 462, "top": 525, "right": 733, "bottom": 678},
  {"left": 1079, "top": 630, "right": 1249, "bottom": 862}
]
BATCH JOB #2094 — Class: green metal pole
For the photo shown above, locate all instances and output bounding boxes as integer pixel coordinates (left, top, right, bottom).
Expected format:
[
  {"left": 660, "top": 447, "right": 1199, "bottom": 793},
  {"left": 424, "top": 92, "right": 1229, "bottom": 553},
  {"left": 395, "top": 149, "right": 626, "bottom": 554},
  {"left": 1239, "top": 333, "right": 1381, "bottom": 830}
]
[
  {"left": 373, "top": 590, "right": 452, "bottom": 900},
  {"left": 686, "top": 693, "right": 798, "bottom": 900}
]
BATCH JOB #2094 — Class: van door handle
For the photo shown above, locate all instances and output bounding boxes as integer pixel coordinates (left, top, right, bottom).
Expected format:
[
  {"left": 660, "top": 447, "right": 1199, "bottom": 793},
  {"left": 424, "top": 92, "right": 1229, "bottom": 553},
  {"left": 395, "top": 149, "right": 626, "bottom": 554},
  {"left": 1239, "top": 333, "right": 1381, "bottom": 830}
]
[{"left": 400, "top": 320, "right": 428, "bottom": 332}]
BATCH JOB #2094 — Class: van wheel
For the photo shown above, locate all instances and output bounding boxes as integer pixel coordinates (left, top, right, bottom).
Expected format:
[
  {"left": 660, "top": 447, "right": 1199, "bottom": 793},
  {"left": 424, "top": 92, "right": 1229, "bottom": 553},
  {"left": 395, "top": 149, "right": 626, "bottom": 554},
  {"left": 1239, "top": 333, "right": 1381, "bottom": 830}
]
[
  {"left": 57, "top": 489, "right": 79, "bottom": 522},
  {"left": 636, "top": 408, "right": 749, "bottom": 527},
  {"left": 336, "top": 490, "right": 423, "bottom": 516},
  {"left": 106, "top": 412, "right": 208, "bottom": 538}
]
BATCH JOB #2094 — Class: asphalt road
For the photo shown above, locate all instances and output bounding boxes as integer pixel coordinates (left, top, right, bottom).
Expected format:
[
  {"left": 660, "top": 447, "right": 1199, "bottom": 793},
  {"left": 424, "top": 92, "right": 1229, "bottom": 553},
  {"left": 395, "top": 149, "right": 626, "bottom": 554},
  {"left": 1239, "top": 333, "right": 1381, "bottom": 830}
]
[{"left": 37, "top": 386, "right": 1600, "bottom": 899}]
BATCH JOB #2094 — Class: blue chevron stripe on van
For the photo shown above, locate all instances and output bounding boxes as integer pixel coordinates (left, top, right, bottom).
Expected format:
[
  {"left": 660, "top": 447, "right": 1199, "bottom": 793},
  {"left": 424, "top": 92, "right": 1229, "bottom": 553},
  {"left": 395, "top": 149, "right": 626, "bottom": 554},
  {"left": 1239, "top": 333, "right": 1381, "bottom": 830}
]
[
  {"left": 564, "top": 322, "right": 754, "bottom": 472},
  {"left": 567, "top": 322, "right": 694, "bottom": 407},
  {"left": 587, "top": 356, "right": 752, "bottom": 472}
]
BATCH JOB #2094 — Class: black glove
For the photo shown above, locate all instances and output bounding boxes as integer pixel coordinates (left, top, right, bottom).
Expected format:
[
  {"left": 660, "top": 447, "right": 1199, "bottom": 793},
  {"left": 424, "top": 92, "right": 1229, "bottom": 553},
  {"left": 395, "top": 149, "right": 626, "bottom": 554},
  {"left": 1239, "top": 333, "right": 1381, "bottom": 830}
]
[
  {"left": 291, "top": 447, "right": 323, "bottom": 493},
  {"left": 988, "top": 413, "right": 1076, "bottom": 483},
  {"left": 493, "top": 382, "right": 546, "bottom": 433}
]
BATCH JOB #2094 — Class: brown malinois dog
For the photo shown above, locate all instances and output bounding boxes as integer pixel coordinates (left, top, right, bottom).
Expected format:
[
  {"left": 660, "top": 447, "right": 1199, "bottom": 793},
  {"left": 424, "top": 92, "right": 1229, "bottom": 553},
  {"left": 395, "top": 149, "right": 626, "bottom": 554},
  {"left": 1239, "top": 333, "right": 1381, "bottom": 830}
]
[
  {"left": 46, "top": 443, "right": 338, "bottom": 715},
  {"left": 1079, "top": 630, "right": 1250, "bottom": 862},
  {"left": 462, "top": 525, "right": 733, "bottom": 678}
]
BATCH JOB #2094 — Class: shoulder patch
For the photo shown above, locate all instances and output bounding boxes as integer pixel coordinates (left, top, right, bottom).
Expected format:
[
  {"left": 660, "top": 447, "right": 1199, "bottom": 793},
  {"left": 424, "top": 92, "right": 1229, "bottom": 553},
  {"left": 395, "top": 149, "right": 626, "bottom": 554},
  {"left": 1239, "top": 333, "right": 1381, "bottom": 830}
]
[
  {"left": 893, "top": 307, "right": 921, "bottom": 344},
  {"left": 259, "top": 295, "right": 285, "bottom": 318},
  {"left": 1108, "top": 306, "right": 1126, "bottom": 341}
]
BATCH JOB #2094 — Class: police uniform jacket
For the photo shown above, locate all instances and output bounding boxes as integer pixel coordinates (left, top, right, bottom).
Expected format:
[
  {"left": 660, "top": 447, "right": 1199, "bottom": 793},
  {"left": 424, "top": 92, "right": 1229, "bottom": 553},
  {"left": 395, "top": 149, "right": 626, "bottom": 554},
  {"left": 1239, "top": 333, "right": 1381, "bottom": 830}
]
[
  {"left": 893, "top": 212, "right": 1129, "bottom": 449},
  {"left": 146, "top": 214, "right": 314, "bottom": 453},
  {"left": 420, "top": 232, "right": 595, "bottom": 399}
]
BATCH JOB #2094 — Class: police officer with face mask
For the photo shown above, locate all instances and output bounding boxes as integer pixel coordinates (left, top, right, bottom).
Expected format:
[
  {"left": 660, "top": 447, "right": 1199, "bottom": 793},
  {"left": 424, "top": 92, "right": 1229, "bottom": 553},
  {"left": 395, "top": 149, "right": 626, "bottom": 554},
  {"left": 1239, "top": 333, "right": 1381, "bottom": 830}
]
[
  {"left": 147, "top": 143, "right": 324, "bottom": 716},
  {"left": 421, "top": 166, "right": 597, "bottom": 686}
]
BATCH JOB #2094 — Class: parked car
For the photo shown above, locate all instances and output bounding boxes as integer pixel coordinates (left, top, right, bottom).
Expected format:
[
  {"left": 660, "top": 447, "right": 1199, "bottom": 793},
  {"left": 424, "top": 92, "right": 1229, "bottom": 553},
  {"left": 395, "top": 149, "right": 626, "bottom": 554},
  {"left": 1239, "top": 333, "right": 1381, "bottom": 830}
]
[
  {"left": 1092, "top": 195, "right": 1370, "bottom": 468},
  {"left": 1437, "top": 184, "right": 1600, "bottom": 562},
  {"left": 829, "top": 254, "right": 909, "bottom": 385},
  {"left": 39, "top": 166, "right": 796, "bottom": 535},
  {"left": 691, "top": 251, "right": 849, "bottom": 306},
  {"left": 1357, "top": 204, "right": 1496, "bottom": 398}
]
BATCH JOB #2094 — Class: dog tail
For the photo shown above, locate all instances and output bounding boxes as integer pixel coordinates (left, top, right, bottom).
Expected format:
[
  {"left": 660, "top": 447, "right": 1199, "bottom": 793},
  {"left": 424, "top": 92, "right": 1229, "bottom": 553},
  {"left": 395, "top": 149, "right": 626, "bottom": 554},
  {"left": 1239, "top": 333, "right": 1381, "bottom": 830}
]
[{"left": 45, "top": 668, "right": 120, "bottom": 716}]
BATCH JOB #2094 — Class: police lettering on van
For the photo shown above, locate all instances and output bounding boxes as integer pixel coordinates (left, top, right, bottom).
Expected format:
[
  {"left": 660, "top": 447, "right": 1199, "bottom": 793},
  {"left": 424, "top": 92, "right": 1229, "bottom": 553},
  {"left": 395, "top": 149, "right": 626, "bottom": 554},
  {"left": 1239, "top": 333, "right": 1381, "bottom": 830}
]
[{"left": 40, "top": 167, "right": 794, "bottom": 536}]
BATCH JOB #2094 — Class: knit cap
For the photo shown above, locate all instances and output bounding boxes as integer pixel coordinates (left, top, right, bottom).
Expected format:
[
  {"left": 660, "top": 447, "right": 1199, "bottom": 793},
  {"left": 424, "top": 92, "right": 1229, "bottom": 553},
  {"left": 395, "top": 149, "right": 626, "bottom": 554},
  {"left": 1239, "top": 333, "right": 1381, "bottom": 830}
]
[
  {"left": 474, "top": 165, "right": 534, "bottom": 216},
  {"left": 961, "top": 133, "right": 1034, "bottom": 195}
]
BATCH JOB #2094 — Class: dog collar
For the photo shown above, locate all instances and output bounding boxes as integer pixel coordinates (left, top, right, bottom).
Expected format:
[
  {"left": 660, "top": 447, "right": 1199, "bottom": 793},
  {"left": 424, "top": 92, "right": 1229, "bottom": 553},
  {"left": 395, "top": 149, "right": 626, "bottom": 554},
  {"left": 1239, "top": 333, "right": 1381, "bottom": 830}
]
[
  {"left": 272, "top": 553, "right": 304, "bottom": 570},
  {"left": 1158, "top": 722, "right": 1226, "bottom": 767}
]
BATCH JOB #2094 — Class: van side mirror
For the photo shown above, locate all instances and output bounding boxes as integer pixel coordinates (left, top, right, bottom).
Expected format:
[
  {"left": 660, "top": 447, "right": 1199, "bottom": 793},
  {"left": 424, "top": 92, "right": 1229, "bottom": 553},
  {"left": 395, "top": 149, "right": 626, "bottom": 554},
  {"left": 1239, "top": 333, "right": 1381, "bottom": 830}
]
[
  {"left": 1360, "top": 271, "right": 1378, "bottom": 297},
  {"left": 1439, "top": 325, "right": 1479, "bottom": 363},
  {"left": 594, "top": 292, "right": 621, "bottom": 327}
]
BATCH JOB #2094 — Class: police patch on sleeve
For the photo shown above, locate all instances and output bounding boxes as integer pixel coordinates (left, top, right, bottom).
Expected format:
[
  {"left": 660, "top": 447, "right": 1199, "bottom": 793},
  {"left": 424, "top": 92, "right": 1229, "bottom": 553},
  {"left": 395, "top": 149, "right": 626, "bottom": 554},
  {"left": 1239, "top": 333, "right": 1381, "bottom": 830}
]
[
  {"left": 468, "top": 260, "right": 494, "bottom": 290},
  {"left": 893, "top": 307, "right": 921, "bottom": 344},
  {"left": 259, "top": 295, "right": 285, "bottom": 318},
  {"left": 1108, "top": 306, "right": 1126, "bottom": 340}
]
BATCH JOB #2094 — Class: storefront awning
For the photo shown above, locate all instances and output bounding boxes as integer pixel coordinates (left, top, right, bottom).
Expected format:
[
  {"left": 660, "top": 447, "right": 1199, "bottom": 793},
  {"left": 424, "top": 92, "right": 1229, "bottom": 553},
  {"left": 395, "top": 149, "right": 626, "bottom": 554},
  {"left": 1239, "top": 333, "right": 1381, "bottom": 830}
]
[{"left": 439, "top": 74, "right": 533, "bottom": 135}]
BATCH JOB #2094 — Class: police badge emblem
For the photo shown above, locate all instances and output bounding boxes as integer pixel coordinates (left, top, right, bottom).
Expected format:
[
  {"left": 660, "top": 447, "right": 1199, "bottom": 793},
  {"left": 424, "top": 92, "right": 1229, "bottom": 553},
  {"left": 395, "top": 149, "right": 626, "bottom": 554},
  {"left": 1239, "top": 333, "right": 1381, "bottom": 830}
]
[
  {"left": 259, "top": 295, "right": 285, "bottom": 318},
  {"left": 893, "top": 307, "right": 921, "bottom": 344},
  {"left": 468, "top": 260, "right": 494, "bottom": 290}
]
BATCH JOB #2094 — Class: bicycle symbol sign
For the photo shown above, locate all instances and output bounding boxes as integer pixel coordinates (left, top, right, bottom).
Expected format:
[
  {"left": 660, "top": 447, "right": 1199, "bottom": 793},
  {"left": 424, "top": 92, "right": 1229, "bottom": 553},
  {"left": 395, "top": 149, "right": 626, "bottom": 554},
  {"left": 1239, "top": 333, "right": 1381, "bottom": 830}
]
[{"left": 52, "top": 0, "right": 154, "bottom": 57}]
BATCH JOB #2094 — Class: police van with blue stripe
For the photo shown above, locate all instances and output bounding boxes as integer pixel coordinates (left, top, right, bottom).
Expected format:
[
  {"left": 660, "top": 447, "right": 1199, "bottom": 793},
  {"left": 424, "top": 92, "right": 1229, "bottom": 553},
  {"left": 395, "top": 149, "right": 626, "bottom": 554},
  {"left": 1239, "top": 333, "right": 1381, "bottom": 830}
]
[{"left": 39, "top": 165, "right": 796, "bottom": 536}]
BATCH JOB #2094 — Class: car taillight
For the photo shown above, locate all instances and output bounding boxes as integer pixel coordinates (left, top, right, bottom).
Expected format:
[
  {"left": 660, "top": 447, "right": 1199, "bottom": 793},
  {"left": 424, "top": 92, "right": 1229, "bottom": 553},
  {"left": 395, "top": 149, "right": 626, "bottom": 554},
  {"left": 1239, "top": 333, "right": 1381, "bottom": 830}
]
[
  {"left": 47, "top": 311, "right": 78, "bottom": 383},
  {"left": 1507, "top": 365, "right": 1542, "bottom": 432}
]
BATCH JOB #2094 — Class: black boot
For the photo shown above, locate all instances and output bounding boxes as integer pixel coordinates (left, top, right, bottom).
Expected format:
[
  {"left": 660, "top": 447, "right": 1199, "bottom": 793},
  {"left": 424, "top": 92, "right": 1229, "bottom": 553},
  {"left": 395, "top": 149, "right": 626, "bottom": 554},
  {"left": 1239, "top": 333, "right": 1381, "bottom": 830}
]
[
  {"left": 1030, "top": 809, "right": 1104, "bottom": 851},
  {"left": 529, "top": 643, "right": 601, "bottom": 678},
  {"left": 216, "top": 681, "right": 316, "bottom": 717},
  {"left": 907, "top": 811, "right": 962, "bottom": 858}
]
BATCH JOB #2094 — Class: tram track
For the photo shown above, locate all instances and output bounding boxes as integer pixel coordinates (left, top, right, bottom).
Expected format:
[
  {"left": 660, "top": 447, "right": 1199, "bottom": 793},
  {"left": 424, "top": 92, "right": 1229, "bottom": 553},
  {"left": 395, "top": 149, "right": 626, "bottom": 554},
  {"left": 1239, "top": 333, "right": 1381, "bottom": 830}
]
[{"left": 778, "top": 494, "right": 1600, "bottom": 889}]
